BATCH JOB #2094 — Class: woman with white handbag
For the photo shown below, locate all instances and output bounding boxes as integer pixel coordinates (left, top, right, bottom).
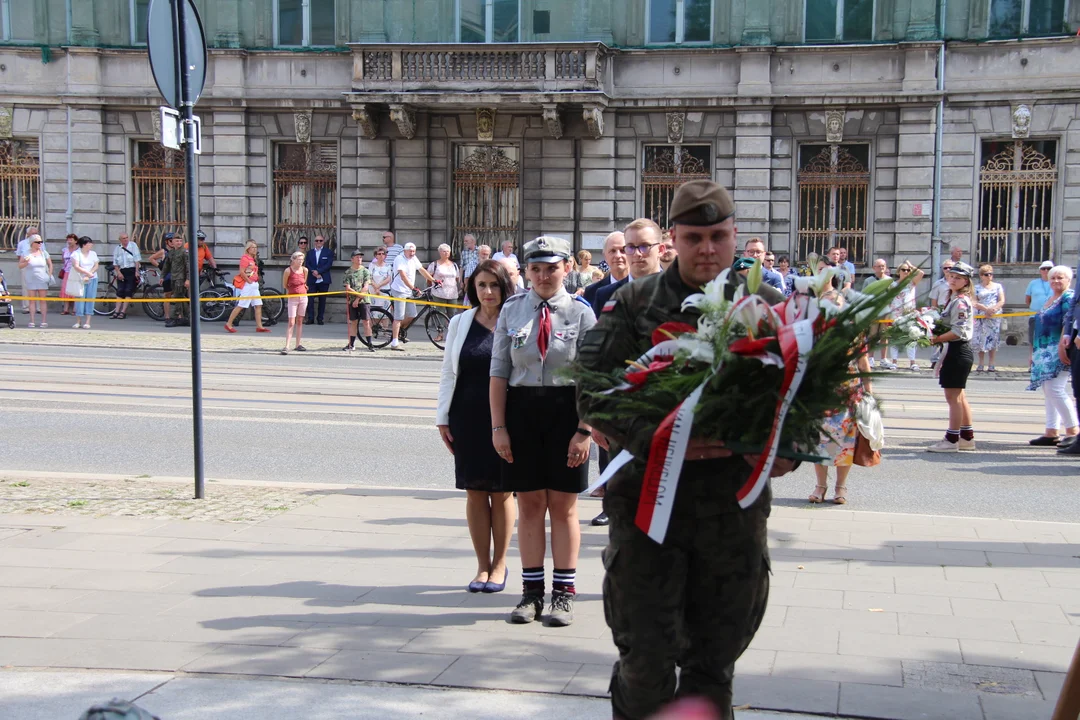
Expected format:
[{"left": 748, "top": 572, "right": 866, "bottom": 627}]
[{"left": 69, "top": 236, "right": 100, "bottom": 329}]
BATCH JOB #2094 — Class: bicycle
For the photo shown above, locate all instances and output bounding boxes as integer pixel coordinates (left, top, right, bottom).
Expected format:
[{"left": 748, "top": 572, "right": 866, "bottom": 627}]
[
  {"left": 95, "top": 266, "right": 165, "bottom": 320},
  {"left": 197, "top": 269, "right": 233, "bottom": 322},
  {"left": 396, "top": 286, "right": 453, "bottom": 350},
  {"left": 345, "top": 292, "right": 394, "bottom": 349}
]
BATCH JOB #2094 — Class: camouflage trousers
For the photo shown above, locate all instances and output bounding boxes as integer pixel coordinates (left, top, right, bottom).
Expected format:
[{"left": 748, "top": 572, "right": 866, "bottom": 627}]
[
  {"left": 602, "top": 497, "right": 771, "bottom": 720},
  {"left": 170, "top": 281, "right": 189, "bottom": 320}
]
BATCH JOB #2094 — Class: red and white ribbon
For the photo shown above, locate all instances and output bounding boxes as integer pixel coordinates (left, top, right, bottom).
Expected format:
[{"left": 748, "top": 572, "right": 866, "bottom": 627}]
[
  {"left": 736, "top": 318, "right": 815, "bottom": 509},
  {"left": 634, "top": 380, "right": 709, "bottom": 543}
]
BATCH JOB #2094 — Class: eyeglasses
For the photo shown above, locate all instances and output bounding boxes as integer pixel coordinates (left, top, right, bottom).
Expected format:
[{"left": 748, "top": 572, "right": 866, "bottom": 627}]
[
  {"left": 625, "top": 243, "right": 658, "bottom": 255},
  {"left": 315, "top": 239, "right": 325, "bottom": 243},
  {"left": 980, "top": 272, "right": 993, "bottom": 276}
]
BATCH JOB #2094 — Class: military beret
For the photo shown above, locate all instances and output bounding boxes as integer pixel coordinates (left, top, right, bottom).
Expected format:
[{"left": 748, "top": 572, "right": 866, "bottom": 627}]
[
  {"left": 523, "top": 236, "right": 572, "bottom": 264},
  {"left": 668, "top": 180, "right": 735, "bottom": 226},
  {"left": 732, "top": 256, "right": 756, "bottom": 272}
]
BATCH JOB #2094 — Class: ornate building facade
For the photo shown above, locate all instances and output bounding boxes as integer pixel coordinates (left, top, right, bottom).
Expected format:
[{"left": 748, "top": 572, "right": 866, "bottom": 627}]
[{"left": 1, "top": 0, "right": 1079, "bottom": 314}]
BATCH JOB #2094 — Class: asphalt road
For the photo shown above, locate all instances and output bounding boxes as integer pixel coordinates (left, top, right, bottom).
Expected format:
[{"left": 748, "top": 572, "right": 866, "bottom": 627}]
[{"left": 2, "top": 343, "right": 1077, "bottom": 522}]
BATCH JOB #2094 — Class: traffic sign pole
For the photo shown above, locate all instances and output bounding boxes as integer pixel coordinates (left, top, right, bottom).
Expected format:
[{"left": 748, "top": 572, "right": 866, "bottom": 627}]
[{"left": 171, "top": 0, "right": 206, "bottom": 500}]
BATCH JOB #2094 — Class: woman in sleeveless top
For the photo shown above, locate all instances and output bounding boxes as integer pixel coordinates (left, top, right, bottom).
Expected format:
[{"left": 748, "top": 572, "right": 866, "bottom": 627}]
[{"left": 282, "top": 251, "right": 309, "bottom": 354}]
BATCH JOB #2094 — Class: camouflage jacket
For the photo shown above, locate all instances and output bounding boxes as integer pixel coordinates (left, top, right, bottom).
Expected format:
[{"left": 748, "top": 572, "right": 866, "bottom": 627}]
[
  {"left": 343, "top": 266, "right": 373, "bottom": 303},
  {"left": 576, "top": 260, "right": 783, "bottom": 517},
  {"left": 163, "top": 248, "right": 189, "bottom": 283}
]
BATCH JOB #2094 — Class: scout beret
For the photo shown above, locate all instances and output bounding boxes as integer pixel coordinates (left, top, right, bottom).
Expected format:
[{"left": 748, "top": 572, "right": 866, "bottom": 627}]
[
  {"left": 524, "top": 236, "right": 572, "bottom": 264},
  {"left": 668, "top": 180, "right": 735, "bottom": 226},
  {"left": 732, "top": 256, "right": 756, "bottom": 272},
  {"left": 947, "top": 262, "right": 975, "bottom": 278}
]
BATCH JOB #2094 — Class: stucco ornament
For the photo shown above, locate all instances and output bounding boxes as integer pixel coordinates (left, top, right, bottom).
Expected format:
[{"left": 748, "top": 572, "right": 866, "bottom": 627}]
[
  {"left": 583, "top": 105, "right": 604, "bottom": 140},
  {"left": 1011, "top": 104, "right": 1031, "bottom": 139},
  {"left": 0, "top": 107, "right": 12, "bottom": 139},
  {"left": 476, "top": 108, "right": 496, "bottom": 141},
  {"left": 351, "top": 105, "right": 377, "bottom": 140},
  {"left": 294, "top": 110, "right": 313, "bottom": 143},
  {"left": 151, "top": 110, "right": 162, "bottom": 144},
  {"left": 667, "top": 112, "right": 685, "bottom": 144},
  {"left": 389, "top": 105, "right": 416, "bottom": 140},
  {"left": 825, "top": 109, "right": 845, "bottom": 143},
  {"left": 542, "top": 105, "right": 563, "bottom": 140}
]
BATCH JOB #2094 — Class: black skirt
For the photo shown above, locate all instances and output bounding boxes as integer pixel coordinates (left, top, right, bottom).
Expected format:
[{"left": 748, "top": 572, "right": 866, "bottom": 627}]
[
  {"left": 503, "top": 386, "right": 588, "bottom": 494},
  {"left": 938, "top": 340, "right": 974, "bottom": 389}
]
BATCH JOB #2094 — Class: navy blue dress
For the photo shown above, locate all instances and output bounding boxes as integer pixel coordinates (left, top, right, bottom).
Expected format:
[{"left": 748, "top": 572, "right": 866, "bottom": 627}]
[{"left": 449, "top": 318, "right": 504, "bottom": 491}]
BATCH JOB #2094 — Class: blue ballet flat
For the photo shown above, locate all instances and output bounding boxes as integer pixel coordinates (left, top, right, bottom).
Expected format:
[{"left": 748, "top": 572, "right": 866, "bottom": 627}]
[
  {"left": 482, "top": 571, "right": 509, "bottom": 594},
  {"left": 467, "top": 580, "right": 486, "bottom": 593}
]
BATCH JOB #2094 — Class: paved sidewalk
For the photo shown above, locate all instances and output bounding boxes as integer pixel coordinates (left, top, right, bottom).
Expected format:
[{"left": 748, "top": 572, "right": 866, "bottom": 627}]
[
  {"left": 1, "top": 670, "right": 837, "bottom": 720},
  {"left": 1, "top": 487, "right": 1076, "bottom": 720}
]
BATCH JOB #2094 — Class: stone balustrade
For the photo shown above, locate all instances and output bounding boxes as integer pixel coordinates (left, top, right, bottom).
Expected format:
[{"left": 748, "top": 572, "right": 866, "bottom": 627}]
[{"left": 349, "top": 43, "right": 608, "bottom": 93}]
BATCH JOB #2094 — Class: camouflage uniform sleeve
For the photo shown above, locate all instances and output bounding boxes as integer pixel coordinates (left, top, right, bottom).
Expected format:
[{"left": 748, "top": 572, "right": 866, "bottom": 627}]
[{"left": 575, "top": 291, "right": 660, "bottom": 459}]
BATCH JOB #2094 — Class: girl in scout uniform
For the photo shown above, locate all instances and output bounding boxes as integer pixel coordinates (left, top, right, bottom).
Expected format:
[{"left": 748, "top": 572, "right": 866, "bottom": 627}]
[
  {"left": 928, "top": 262, "right": 977, "bottom": 453},
  {"left": 489, "top": 236, "right": 597, "bottom": 627}
]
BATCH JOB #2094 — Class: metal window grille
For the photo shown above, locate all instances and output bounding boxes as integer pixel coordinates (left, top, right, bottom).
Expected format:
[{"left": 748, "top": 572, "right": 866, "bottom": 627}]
[
  {"left": 0, "top": 139, "right": 40, "bottom": 251},
  {"left": 641, "top": 144, "right": 711, "bottom": 231},
  {"left": 452, "top": 144, "right": 520, "bottom": 256},
  {"left": 977, "top": 140, "right": 1056, "bottom": 265},
  {"left": 131, "top": 142, "right": 186, "bottom": 254},
  {"left": 272, "top": 142, "right": 338, "bottom": 258},
  {"left": 797, "top": 144, "right": 870, "bottom": 264}
]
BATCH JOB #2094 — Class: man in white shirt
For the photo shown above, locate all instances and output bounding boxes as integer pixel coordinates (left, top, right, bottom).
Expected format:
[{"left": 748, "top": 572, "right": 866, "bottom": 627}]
[
  {"left": 582, "top": 231, "right": 628, "bottom": 308},
  {"left": 499, "top": 257, "right": 525, "bottom": 294},
  {"left": 491, "top": 240, "right": 519, "bottom": 266},
  {"left": 111, "top": 232, "right": 142, "bottom": 318},
  {"left": 15, "top": 226, "right": 42, "bottom": 312},
  {"left": 929, "top": 259, "right": 956, "bottom": 309},
  {"left": 389, "top": 242, "right": 437, "bottom": 351}
]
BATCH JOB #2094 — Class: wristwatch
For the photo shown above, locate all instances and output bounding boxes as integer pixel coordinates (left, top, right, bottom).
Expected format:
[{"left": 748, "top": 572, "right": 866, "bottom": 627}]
[{"left": 574, "top": 428, "right": 591, "bottom": 437}]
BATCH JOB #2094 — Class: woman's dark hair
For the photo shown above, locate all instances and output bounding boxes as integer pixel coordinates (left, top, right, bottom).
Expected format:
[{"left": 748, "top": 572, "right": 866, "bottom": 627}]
[
  {"left": 777, "top": 255, "right": 790, "bottom": 265},
  {"left": 466, "top": 259, "right": 513, "bottom": 309},
  {"left": 65, "top": 233, "right": 78, "bottom": 241},
  {"left": 77, "top": 236, "right": 93, "bottom": 248}
]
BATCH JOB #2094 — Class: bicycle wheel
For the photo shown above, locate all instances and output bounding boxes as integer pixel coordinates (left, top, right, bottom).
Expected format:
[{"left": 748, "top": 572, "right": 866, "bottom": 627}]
[
  {"left": 425, "top": 309, "right": 451, "bottom": 350},
  {"left": 200, "top": 288, "right": 229, "bottom": 322},
  {"left": 143, "top": 286, "right": 165, "bottom": 321},
  {"left": 94, "top": 280, "right": 118, "bottom": 316},
  {"left": 367, "top": 307, "right": 393, "bottom": 348},
  {"left": 261, "top": 287, "right": 284, "bottom": 324}
]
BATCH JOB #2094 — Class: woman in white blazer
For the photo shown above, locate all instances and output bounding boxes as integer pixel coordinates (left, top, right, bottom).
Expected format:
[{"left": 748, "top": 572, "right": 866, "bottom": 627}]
[{"left": 437, "top": 259, "right": 517, "bottom": 594}]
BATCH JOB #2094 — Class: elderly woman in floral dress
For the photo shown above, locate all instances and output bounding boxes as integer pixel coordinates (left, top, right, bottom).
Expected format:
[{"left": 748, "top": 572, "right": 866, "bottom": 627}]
[{"left": 973, "top": 264, "right": 1005, "bottom": 373}]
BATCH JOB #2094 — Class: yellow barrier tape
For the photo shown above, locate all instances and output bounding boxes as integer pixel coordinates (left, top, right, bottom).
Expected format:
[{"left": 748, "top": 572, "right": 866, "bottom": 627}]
[
  {"left": 3, "top": 289, "right": 470, "bottom": 310},
  {"left": 877, "top": 310, "right": 1035, "bottom": 323}
]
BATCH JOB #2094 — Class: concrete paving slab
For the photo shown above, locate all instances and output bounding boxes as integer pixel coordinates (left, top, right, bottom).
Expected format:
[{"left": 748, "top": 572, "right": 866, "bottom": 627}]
[
  {"left": 1034, "top": 670, "right": 1066, "bottom": 701},
  {"left": 900, "top": 660, "right": 1041, "bottom": 696},
  {"left": 733, "top": 675, "right": 840, "bottom": 715},
  {"left": 899, "top": 612, "right": 1020, "bottom": 642},
  {"left": 843, "top": 590, "right": 954, "bottom": 616},
  {"left": 57, "top": 639, "right": 219, "bottom": 673},
  {"left": 307, "top": 648, "right": 457, "bottom": 684},
  {"left": 951, "top": 598, "right": 1070, "bottom": 625},
  {"left": 959, "top": 639, "right": 1075, "bottom": 672},
  {"left": 281, "top": 623, "right": 423, "bottom": 651},
  {"left": 0, "top": 609, "right": 97, "bottom": 638},
  {"left": 839, "top": 682, "right": 983, "bottom": 720},
  {"left": 181, "top": 644, "right": 337, "bottom": 677},
  {"left": 432, "top": 654, "right": 584, "bottom": 694},
  {"left": 979, "top": 693, "right": 1058, "bottom": 720},
  {"left": 838, "top": 630, "right": 963, "bottom": 663},
  {"left": 771, "top": 651, "right": 903, "bottom": 687}
]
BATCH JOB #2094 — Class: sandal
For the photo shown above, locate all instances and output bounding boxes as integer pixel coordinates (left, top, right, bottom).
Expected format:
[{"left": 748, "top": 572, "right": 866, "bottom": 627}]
[
  {"left": 118, "top": 312, "right": 127, "bottom": 319},
  {"left": 975, "top": 365, "right": 984, "bottom": 373},
  {"left": 987, "top": 366, "right": 997, "bottom": 373},
  {"left": 809, "top": 484, "right": 827, "bottom": 504},
  {"left": 833, "top": 484, "right": 848, "bottom": 505},
  {"left": 294, "top": 345, "right": 307, "bottom": 351}
]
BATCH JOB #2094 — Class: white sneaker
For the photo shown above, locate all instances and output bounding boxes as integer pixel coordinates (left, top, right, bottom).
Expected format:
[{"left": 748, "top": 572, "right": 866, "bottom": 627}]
[
  {"left": 927, "top": 439, "right": 959, "bottom": 453},
  {"left": 909, "top": 363, "right": 920, "bottom": 372},
  {"left": 390, "top": 341, "right": 404, "bottom": 352},
  {"left": 958, "top": 438, "right": 976, "bottom": 452},
  {"left": 26, "top": 322, "right": 35, "bottom": 328},
  {"left": 73, "top": 323, "right": 82, "bottom": 329}
]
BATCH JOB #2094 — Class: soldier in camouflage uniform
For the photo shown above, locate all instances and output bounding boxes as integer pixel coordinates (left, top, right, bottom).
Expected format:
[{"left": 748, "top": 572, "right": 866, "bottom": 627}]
[
  {"left": 343, "top": 249, "right": 375, "bottom": 352},
  {"left": 576, "top": 180, "right": 793, "bottom": 720},
  {"left": 163, "top": 236, "right": 190, "bottom": 328}
]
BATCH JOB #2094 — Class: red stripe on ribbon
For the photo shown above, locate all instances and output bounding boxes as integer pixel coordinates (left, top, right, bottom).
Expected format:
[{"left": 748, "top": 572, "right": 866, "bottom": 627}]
[{"left": 634, "top": 403, "right": 680, "bottom": 537}]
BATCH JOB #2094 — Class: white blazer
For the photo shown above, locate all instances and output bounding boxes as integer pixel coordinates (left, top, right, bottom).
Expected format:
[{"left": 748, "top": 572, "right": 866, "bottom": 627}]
[{"left": 436, "top": 307, "right": 479, "bottom": 426}]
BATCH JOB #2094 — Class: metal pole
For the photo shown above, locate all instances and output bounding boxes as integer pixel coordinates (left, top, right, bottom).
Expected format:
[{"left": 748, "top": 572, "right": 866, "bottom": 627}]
[
  {"left": 930, "top": 0, "right": 948, "bottom": 283},
  {"left": 173, "top": 0, "right": 206, "bottom": 499}
]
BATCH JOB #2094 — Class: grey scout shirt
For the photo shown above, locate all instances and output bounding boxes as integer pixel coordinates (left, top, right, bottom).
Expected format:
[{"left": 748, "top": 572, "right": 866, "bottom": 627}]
[{"left": 491, "top": 287, "right": 596, "bottom": 387}]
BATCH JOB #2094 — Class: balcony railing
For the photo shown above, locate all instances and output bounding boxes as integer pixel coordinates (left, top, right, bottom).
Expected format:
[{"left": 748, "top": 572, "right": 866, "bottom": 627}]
[{"left": 349, "top": 43, "right": 609, "bottom": 93}]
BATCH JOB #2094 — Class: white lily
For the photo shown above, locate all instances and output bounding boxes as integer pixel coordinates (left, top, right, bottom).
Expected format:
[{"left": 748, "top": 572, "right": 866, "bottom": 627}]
[
  {"left": 682, "top": 268, "right": 732, "bottom": 314},
  {"left": 727, "top": 295, "right": 779, "bottom": 334},
  {"left": 676, "top": 334, "right": 716, "bottom": 364}
]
